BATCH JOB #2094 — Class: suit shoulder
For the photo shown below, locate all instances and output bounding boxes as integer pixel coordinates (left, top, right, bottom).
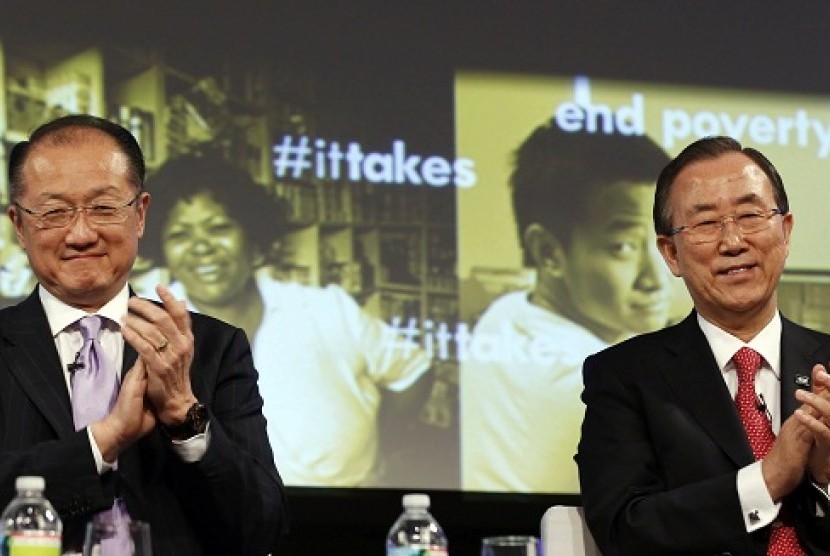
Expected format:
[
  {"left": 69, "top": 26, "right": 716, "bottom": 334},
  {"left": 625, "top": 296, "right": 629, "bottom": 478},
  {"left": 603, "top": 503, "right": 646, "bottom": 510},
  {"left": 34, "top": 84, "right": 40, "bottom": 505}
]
[
  {"left": 586, "top": 321, "right": 682, "bottom": 363},
  {"left": 188, "top": 310, "right": 240, "bottom": 335},
  {"left": 0, "top": 293, "right": 42, "bottom": 329},
  {"left": 0, "top": 303, "right": 19, "bottom": 322},
  {"left": 784, "top": 316, "right": 830, "bottom": 341},
  {"left": 781, "top": 316, "right": 830, "bottom": 360},
  {"left": 0, "top": 305, "right": 17, "bottom": 340}
]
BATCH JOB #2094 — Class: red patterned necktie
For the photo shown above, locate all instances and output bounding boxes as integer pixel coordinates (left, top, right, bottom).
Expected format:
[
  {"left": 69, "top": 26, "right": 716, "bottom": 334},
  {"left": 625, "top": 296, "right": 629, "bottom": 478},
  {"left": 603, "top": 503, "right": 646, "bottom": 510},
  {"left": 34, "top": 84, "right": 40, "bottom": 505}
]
[{"left": 733, "top": 347, "right": 805, "bottom": 556}]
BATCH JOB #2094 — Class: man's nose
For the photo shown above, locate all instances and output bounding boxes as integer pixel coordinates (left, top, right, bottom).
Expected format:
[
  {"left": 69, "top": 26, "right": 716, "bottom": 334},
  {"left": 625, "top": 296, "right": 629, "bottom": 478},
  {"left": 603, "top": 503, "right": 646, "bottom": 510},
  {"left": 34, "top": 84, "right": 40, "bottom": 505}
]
[
  {"left": 64, "top": 210, "right": 98, "bottom": 243},
  {"left": 717, "top": 219, "right": 749, "bottom": 251}
]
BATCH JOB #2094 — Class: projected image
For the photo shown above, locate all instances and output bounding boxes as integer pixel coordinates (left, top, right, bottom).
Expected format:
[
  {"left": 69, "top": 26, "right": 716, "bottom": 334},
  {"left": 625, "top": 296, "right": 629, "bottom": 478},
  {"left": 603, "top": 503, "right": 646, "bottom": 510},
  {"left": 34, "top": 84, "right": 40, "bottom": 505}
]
[
  {"left": 0, "top": 36, "right": 461, "bottom": 489},
  {"left": 455, "top": 73, "right": 830, "bottom": 493},
  {"left": 138, "top": 152, "right": 440, "bottom": 487},
  {"left": 459, "top": 124, "right": 676, "bottom": 494},
  {"left": 3, "top": 30, "right": 830, "bottom": 495}
]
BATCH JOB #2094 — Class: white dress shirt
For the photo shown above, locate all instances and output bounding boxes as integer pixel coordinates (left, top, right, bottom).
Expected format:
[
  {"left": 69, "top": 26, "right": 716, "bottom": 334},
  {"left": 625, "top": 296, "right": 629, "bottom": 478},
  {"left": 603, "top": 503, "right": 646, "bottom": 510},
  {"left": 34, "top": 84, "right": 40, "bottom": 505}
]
[
  {"left": 698, "top": 312, "right": 829, "bottom": 532},
  {"left": 39, "top": 284, "right": 207, "bottom": 471},
  {"left": 698, "top": 312, "right": 782, "bottom": 532}
]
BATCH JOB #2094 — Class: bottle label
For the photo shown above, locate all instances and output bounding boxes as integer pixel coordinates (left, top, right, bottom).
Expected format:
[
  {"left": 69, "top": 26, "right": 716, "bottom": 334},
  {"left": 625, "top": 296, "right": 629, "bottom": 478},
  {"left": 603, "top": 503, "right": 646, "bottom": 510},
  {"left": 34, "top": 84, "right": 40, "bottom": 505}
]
[
  {"left": 7, "top": 533, "right": 61, "bottom": 556},
  {"left": 387, "top": 549, "right": 448, "bottom": 556}
]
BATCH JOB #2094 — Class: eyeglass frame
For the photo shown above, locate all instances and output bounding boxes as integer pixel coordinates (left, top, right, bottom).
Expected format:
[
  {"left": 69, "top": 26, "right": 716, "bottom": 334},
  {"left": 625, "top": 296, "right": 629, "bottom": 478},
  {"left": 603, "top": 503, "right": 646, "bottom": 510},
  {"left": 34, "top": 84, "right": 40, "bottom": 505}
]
[
  {"left": 11, "top": 189, "right": 144, "bottom": 230},
  {"left": 666, "top": 207, "right": 785, "bottom": 244}
]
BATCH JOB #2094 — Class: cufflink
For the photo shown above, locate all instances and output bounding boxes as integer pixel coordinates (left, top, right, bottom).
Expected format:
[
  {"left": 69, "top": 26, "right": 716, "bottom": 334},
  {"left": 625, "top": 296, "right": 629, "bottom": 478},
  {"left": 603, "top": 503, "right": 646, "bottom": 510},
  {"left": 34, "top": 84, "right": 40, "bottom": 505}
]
[
  {"left": 795, "top": 374, "right": 811, "bottom": 390},
  {"left": 748, "top": 510, "right": 760, "bottom": 524}
]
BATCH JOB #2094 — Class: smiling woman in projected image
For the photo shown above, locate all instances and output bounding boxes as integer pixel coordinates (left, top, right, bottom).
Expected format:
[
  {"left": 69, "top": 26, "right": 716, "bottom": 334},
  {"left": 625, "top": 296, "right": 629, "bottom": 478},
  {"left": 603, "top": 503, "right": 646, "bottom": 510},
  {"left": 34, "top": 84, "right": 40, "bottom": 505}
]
[
  {"left": 461, "top": 123, "right": 681, "bottom": 493},
  {"left": 139, "top": 152, "right": 432, "bottom": 487}
]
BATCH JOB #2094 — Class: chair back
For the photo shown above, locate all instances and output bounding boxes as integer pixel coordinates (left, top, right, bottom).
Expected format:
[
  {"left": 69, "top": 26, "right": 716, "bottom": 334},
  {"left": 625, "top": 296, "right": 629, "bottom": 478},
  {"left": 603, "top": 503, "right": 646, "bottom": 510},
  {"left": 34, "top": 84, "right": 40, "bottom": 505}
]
[{"left": 540, "top": 505, "right": 600, "bottom": 555}]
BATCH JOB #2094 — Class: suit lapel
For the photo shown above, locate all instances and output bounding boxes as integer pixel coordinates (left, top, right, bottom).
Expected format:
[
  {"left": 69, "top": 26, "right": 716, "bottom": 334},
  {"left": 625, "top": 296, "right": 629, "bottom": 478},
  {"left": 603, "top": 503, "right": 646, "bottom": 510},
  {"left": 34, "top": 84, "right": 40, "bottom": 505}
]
[
  {"left": 0, "top": 287, "right": 145, "bottom": 438},
  {"left": 779, "top": 317, "right": 823, "bottom": 419},
  {"left": 121, "top": 342, "right": 137, "bottom": 377},
  {"left": 0, "top": 291, "right": 74, "bottom": 437},
  {"left": 121, "top": 287, "right": 138, "bottom": 378},
  {"left": 659, "top": 313, "right": 755, "bottom": 467}
]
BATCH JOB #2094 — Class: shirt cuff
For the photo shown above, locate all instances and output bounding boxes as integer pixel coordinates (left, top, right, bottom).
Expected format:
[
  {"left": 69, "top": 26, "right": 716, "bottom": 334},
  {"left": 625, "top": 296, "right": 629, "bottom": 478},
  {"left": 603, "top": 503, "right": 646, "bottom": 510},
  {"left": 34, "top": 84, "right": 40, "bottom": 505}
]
[
  {"left": 86, "top": 427, "right": 115, "bottom": 475},
  {"left": 811, "top": 479, "right": 830, "bottom": 518},
  {"left": 169, "top": 422, "right": 211, "bottom": 463},
  {"left": 737, "top": 461, "right": 781, "bottom": 531}
]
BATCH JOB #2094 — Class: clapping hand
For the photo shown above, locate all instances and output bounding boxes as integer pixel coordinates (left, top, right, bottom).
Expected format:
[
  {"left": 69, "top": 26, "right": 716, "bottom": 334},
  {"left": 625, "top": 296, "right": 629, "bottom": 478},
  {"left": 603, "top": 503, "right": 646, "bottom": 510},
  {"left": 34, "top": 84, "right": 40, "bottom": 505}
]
[
  {"left": 121, "top": 285, "right": 197, "bottom": 427},
  {"left": 795, "top": 365, "right": 830, "bottom": 485}
]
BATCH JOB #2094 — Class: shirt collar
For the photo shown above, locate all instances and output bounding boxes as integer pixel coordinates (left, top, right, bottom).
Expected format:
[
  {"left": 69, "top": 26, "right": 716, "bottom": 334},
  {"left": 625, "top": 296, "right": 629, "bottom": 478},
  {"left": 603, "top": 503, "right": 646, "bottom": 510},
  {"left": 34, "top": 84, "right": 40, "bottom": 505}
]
[
  {"left": 697, "top": 311, "right": 782, "bottom": 378},
  {"left": 39, "top": 283, "right": 131, "bottom": 336}
]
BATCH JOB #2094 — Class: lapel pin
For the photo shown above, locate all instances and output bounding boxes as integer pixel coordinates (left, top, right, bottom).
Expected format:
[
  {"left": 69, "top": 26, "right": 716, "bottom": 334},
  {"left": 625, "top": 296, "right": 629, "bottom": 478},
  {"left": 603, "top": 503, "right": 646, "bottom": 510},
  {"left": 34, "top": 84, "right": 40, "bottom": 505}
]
[{"left": 794, "top": 374, "right": 811, "bottom": 389}]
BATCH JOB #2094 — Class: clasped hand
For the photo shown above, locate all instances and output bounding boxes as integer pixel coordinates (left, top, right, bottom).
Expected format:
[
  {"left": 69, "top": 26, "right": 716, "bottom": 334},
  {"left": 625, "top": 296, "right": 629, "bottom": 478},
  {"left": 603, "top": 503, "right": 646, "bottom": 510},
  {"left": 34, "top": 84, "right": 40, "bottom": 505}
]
[
  {"left": 91, "top": 285, "right": 196, "bottom": 461},
  {"left": 795, "top": 365, "right": 830, "bottom": 485},
  {"left": 764, "top": 365, "right": 830, "bottom": 500}
]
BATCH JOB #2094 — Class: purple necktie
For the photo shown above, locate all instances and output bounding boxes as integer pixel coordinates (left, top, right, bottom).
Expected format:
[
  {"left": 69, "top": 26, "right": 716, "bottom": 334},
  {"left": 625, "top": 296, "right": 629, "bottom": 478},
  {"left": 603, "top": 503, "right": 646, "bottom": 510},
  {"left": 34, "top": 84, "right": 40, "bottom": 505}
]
[
  {"left": 71, "top": 315, "right": 132, "bottom": 555},
  {"left": 72, "top": 316, "right": 118, "bottom": 430}
]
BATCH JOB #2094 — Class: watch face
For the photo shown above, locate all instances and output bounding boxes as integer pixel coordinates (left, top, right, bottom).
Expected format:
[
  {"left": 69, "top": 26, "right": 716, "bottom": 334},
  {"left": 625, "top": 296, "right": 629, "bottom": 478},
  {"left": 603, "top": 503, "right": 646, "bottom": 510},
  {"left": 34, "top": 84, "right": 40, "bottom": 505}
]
[
  {"left": 190, "top": 403, "right": 208, "bottom": 432},
  {"left": 164, "top": 402, "right": 208, "bottom": 440}
]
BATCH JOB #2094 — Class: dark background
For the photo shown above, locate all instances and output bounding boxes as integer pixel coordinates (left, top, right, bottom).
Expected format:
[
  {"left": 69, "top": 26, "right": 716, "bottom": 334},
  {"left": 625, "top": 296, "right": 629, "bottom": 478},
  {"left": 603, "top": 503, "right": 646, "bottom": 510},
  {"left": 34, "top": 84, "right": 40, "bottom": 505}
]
[{"left": 3, "top": 2, "right": 830, "bottom": 554}]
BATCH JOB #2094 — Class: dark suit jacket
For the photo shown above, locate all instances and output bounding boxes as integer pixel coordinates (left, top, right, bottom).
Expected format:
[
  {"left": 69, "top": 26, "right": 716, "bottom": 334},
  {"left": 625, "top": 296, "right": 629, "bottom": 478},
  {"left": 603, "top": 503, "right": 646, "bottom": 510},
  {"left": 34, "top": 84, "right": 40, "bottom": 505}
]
[
  {"left": 576, "top": 312, "right": 830, "bottom": 555},
  {"left": 0, "top": 290, "right": 288, "bottom": 555}
]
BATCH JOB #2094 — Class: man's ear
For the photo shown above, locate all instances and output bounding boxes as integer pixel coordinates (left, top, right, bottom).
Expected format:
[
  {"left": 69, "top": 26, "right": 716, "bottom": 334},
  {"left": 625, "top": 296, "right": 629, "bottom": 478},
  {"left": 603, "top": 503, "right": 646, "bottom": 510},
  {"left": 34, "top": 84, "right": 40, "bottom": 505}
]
[
  {"left": 523, "top": 223, "right": 566, "bottom": 278},
  {"left": 135, "top": 191, "right": 150, "bottom": 239},
  {"left": 656, "top": 235, "right": 682, "bottom": 277},
  {"left": 7, "top": 206, "right": 27, "bottom": 251}
]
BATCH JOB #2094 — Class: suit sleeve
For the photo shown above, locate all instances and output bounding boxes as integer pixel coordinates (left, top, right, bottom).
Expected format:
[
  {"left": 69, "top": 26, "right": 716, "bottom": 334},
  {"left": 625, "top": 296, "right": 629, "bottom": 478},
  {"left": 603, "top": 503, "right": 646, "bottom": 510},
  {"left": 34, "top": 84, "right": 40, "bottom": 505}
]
[
  {"left": 166, "top": 322, "right": 288, "bottom": 555},
  {"left": 0, "top": 428, "right": 116, "bottom": 523},
  {"left": 0, "top": 360, "right": 116, "bottom": 527},
  {"left": 576, "top": 350, "right": 756, "bottom": 555}
]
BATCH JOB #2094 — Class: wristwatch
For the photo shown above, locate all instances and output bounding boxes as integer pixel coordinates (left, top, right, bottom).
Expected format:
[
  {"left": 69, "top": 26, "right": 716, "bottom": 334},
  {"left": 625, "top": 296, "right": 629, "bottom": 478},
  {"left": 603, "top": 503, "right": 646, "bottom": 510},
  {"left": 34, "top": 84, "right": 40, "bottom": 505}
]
[{"left": 161, "top": 402, "right": 209, "bottom": 441}]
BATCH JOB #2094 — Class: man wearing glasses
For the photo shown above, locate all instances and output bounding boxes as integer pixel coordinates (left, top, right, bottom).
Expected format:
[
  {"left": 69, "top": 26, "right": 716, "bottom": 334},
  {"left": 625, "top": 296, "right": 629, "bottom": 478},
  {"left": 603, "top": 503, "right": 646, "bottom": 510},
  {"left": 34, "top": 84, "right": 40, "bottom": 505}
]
[
  {"left": 0, "top": 114, "right": 286, "bottom": 554},
  {"left": 577, "top": 136, "right": 830, "bottom": 555}
]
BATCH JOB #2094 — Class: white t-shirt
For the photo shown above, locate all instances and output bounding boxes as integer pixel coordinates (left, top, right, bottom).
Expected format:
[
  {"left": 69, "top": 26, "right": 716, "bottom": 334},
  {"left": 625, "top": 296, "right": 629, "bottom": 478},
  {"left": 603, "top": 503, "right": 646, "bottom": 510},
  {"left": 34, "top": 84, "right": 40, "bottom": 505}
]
[
  {"left": 460, "top": 290, "right": 606, "bottom": 493},
  {"left": 166, "top": 276, "right": 430, "bottom": 486}
]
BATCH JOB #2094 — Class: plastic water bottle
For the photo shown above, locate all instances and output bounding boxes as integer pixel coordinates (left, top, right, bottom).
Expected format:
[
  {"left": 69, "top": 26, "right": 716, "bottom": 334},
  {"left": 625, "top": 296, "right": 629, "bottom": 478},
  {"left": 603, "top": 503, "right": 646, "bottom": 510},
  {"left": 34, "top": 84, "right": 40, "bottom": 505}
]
[
  {"left": 386, "top": 493, "right": 448, "bottom": 555},
  {"left": 0, "top": 476, "right": 62, "bottom": 556}
]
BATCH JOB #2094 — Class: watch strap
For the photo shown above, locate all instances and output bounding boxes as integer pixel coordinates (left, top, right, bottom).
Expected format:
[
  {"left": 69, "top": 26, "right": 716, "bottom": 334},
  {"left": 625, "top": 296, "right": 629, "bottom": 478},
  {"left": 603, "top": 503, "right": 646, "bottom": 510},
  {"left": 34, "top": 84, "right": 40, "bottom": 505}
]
[{"left": 161, "top": 402, "right": 208, "bottom": 441}]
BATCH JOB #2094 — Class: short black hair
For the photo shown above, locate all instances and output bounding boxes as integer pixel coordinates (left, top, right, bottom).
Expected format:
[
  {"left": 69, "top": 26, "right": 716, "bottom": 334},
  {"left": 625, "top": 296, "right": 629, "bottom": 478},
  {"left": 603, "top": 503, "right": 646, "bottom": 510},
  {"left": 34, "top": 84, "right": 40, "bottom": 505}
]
[
  {"left": 653, "top": 136, "right": 788, "bottom": 235},
  {"left": 8, "top": 114, "right": 145, "bottom": 201},
  {"left": 143, "top": 152, "right": 287, "bottom": 265},
  {"left": 511, "top": 122, "right": 671, "bottom": 265}
]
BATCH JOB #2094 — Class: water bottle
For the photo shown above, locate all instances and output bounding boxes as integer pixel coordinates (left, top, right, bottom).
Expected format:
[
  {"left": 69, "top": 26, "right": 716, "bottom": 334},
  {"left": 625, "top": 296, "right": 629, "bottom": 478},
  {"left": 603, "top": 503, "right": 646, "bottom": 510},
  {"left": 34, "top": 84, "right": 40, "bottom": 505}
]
[
  {"left": 0, "top": 476, "right": 62, "bottom": 556},
  {"left": 386, "top": 493, "right": 448, "bottom": 555}
]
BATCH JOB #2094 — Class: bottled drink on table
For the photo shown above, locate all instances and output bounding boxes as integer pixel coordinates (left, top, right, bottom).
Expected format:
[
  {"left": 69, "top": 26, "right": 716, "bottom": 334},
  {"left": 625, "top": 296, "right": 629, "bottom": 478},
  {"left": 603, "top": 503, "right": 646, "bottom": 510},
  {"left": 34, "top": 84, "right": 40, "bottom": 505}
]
[
  {"left": 0, "top": 476, "right": 62, "bottom": 556},
  {"left": 386, "top": 493, "right": 448, "bottom": 555}
]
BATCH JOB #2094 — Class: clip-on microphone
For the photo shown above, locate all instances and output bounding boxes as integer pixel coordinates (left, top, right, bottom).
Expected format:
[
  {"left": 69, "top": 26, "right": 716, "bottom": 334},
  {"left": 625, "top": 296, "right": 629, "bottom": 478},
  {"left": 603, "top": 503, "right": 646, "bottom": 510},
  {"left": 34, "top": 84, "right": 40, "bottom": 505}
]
[{"left": 67, "top": 350, "right": 84, "bottom": 373}]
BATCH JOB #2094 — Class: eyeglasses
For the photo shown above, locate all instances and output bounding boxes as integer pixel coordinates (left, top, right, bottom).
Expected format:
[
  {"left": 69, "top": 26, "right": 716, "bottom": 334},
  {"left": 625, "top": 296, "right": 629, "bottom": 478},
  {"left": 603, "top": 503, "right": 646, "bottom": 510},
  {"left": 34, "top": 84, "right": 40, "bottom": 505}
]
[
  {"left": 13, "top": 190, "right": 143, "bottom": 230},
  {"left": 668, "top": 208, "right": 784, "bottom": 244}
]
